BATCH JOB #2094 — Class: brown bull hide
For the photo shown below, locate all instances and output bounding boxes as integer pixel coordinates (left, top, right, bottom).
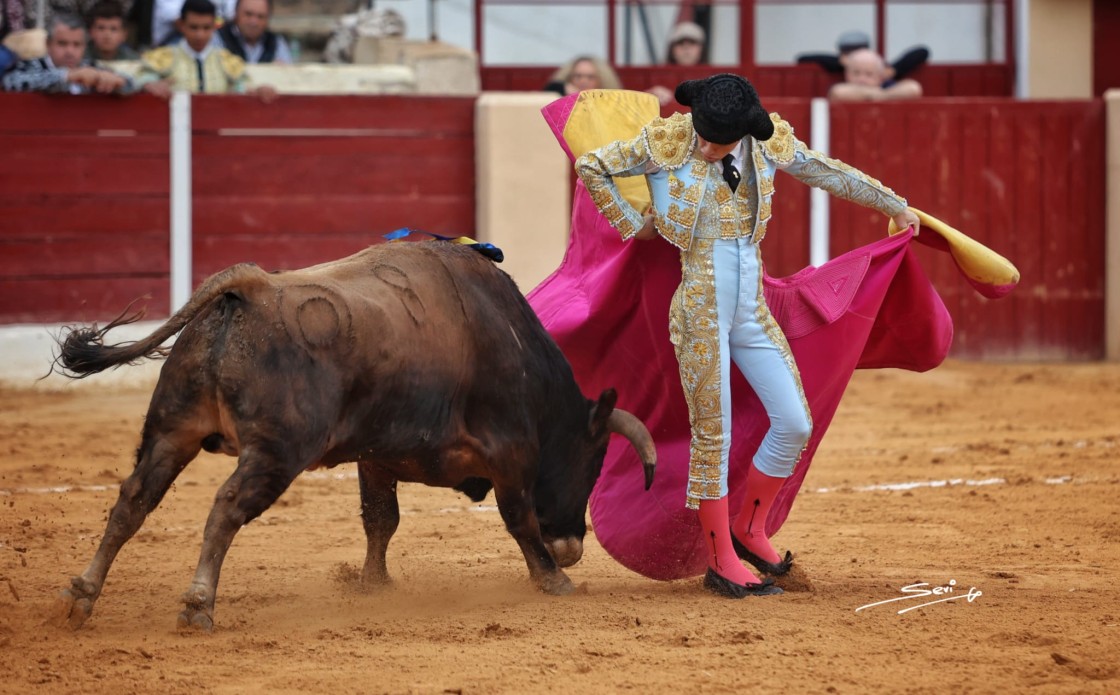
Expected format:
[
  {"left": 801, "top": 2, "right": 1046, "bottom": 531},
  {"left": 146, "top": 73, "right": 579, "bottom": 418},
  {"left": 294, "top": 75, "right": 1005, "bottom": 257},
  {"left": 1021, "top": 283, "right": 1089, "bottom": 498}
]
[{"left": 51, "top": 242, "right": 654, "bottom": 632}]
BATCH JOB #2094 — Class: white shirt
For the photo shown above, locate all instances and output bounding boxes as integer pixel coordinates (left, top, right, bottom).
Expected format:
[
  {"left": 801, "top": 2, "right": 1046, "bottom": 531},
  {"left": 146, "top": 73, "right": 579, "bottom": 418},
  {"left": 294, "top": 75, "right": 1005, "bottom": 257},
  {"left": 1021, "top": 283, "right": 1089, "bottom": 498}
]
[
  {"left": 215, "top": 24, "right": 293, "bottom": 64},
  {"left": 177, "top": 37, "right": 215, "bottom": 62}
]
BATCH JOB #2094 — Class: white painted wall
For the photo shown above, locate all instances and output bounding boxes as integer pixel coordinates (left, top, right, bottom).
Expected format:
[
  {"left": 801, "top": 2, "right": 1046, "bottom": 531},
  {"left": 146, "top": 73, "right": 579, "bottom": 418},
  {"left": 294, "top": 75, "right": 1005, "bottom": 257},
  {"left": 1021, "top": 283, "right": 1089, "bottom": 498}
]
[{"left": 374, "top": 1, "right": 1010, "bottom": 67}]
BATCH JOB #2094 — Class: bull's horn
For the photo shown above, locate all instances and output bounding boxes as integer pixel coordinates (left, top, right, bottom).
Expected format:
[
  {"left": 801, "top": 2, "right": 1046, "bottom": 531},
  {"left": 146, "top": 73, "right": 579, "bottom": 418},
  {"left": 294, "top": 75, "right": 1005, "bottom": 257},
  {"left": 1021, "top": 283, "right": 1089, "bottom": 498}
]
[{"left": 606, "top": 409, "right": 657, "bottom": 491}]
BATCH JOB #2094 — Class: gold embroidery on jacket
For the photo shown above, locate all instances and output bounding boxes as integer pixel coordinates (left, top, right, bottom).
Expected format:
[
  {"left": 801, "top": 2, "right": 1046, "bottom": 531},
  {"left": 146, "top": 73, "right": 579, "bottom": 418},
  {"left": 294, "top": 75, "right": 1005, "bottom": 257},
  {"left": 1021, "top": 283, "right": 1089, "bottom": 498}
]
[
  {"left": 219, "top": 50, "right": 246, "bottom": 79},
  {"left": 759, "top": 173, "right": 775, "bottom": 197},
  {"left": 753, "top": 146, "right": 767, "bottom": 173},
  {"left": 667, "top": 202, "right": 695, "bottom": 229},
  {"left": 668, "top": 239, "right": 725, "bottom": 509},
  {"left": 643, "top": 113, "right": 696, "bottom": 170},
  {"left": 668, "top": 175, "right": 683, "bottom": 199},
  {"left": 763, "top": 113, "right": 796, "bottom": 164},
  {"left": 575, "top": 132, "right": 651, "bottom": 240},
  {"left": 790, "top": 153, "right": 906, "bottom": 215},
  {"left": 682, "top": 178, "right": 703, "bottom": 205}
]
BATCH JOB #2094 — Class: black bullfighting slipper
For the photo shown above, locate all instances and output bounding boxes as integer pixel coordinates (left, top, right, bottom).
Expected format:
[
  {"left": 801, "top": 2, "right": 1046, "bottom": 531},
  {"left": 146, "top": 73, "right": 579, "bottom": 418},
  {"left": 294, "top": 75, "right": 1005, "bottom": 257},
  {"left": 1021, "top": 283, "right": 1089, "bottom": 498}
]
[
  {"left": 702, "top": 568, "right": 783, "bottom": 598},
  {"left": 730, "top": 531, "right": 794, "bottom": 576}
]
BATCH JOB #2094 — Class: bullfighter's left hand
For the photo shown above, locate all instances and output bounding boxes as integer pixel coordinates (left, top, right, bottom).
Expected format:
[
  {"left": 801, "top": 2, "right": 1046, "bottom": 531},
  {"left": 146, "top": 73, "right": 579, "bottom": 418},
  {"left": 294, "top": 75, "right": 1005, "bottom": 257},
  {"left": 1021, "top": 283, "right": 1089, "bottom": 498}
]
[{"left": 892, "top": 209, "right": 921, "bottom": 236}]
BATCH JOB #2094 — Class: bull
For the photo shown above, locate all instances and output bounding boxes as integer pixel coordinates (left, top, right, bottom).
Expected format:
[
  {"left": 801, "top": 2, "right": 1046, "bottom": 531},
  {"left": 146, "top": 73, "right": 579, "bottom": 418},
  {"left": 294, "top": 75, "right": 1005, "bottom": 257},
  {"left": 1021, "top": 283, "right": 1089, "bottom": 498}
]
[{"left": 51, "top": 242, "right": 655, "bottom": 631}]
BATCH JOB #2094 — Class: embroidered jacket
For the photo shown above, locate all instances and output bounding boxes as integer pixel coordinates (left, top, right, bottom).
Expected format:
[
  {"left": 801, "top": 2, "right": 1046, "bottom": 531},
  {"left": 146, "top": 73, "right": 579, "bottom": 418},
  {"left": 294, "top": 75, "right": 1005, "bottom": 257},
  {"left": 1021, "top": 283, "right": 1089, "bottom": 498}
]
[
  {"left": 135, "top": 43, "right": 249, "bottom": 94},
  {"left": 575, "top": 112, "right": 907, "bottom": 250}
]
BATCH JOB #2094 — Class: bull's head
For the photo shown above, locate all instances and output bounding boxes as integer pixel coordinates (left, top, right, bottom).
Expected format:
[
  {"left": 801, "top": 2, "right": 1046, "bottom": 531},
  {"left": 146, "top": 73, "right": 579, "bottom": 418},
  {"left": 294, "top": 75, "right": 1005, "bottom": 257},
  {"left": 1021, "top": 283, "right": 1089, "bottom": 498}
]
[{"left": 534, "top": 389, "right": 656, "bottom": 567}]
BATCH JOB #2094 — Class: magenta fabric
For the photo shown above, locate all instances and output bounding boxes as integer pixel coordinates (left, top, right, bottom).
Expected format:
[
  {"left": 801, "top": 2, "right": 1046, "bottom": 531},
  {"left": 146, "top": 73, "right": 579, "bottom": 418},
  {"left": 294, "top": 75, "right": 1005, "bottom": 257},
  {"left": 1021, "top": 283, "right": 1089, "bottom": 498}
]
[{"left": 528, "top": 97, "right": 994, "bottom": 581}]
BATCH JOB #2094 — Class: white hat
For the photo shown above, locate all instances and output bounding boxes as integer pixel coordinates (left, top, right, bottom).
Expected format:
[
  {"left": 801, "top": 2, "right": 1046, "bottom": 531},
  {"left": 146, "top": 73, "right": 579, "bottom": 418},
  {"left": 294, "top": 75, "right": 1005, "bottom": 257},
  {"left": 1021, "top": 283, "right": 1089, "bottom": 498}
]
[{"left": 669, "top": 22, "right": 705, "bottom": 45}]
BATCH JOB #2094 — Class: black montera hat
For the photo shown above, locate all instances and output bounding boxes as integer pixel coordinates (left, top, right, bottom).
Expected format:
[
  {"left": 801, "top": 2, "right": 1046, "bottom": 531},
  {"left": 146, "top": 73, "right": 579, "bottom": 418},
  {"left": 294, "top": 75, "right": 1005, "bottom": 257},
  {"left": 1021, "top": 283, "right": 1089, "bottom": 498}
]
[{"left": 674, "top": 73, "right": 774, "bottom": 145}]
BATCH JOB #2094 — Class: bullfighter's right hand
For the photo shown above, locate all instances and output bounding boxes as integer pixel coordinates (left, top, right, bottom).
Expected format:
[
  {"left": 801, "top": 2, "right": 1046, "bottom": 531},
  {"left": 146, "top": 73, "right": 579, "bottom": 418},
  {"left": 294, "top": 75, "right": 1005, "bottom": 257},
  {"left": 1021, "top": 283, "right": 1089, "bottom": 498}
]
[{"left": 634, "top": 213, "right": 657, "bottom": 241}]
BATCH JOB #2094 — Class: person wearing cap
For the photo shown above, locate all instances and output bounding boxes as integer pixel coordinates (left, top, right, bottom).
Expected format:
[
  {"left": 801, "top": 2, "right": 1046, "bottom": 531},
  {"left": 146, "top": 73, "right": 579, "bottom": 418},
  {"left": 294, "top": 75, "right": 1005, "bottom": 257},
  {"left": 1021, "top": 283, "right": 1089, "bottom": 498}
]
[
  {"left": 666, "top": 21, "right": 705, "bottom": 65},
  {"left": 647, "top": 21, "right": 707, "bottom": 106},
  {"left": 575, "top": 74, "right": 919, "bottom": 599}
]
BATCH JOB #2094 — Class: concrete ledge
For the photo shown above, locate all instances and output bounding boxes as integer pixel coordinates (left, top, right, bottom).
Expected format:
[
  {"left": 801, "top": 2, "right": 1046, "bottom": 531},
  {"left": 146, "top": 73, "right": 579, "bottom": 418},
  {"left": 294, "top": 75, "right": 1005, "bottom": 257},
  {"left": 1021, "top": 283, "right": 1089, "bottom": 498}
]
[
  {"left": 1, "top": 322, "right": 166, "bottom": 391},
  {"left": 352, "top": 38, "right": 480, "bottom": 95},
  {"left": 106, "top": 61, "right": 419, "bottom": 94},
  {"left": 247, "top": 63, "right": 417, "bottom": 94}
]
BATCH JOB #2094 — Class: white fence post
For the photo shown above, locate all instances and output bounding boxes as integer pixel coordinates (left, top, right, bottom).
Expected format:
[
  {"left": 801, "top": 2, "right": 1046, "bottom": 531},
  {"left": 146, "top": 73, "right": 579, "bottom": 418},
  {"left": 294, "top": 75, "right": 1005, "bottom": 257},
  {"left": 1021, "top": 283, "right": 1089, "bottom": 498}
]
[
  {"left": 170, "top": 91, "right": 192, "bottom": 313},
  {"left": 809, "top": 97, "right": 831, "bottom": 268}
]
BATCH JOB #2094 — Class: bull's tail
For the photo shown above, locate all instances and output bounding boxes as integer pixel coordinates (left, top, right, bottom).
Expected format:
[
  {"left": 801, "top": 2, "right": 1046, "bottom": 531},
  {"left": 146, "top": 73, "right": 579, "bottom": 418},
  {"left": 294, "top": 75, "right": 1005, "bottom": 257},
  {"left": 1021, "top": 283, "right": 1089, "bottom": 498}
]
[{"left": 54, "top": 263, "right": 266, "bottom": 378}]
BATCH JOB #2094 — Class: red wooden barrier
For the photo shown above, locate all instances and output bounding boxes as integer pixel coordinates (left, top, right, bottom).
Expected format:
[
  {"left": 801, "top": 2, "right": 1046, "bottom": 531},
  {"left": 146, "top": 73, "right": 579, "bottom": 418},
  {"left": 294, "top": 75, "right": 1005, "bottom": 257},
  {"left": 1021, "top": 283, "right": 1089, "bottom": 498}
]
[
  {"left": 0, "top": 94, "right": 171, "bottom": 324},
  {"left": 828, "top": 99, "right": 1106, "bottom": 360},
  {"left": 189, "top": 95, "right": 476, "bottom": 284},
  {"left": 0, "top": 93, "right": 476, "bottom": 324},
  {"left": 0, "top": 94, "right": 1106, "bottom": 360}
]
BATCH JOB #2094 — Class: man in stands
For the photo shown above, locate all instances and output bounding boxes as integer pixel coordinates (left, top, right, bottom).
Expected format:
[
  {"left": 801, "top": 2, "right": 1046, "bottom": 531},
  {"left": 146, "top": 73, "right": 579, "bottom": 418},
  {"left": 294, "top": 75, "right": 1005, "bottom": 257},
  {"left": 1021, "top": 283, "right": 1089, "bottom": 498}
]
[
  {"left": 86, "top": 0, "right": 139, "bottom": 64},
  {"left": 828, "top": 47, "right": 923, "bottom": 101},
  {"left": 3, "top": 12, "right": 130, "bottom": 93},
  {"left": 216, "top": 0, "right": 292, "bottom": 64},
  {"left": 135, "top": 0, "right": 275, "bottom": 98}
]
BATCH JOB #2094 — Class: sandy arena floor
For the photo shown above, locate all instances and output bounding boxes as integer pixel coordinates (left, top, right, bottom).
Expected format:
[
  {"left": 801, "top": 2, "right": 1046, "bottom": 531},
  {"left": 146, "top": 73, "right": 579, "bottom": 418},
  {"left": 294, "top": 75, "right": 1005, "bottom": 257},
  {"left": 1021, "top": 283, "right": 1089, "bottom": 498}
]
[{"left": 1, "top": 360, "right": 1118, "bottom": 694}]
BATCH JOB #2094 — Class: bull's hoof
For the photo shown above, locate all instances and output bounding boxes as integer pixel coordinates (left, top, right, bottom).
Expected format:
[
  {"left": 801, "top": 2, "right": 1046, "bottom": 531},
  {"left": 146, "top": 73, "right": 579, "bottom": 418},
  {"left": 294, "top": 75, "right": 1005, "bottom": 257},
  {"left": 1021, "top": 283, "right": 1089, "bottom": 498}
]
[
  {"left": 52, "top": 577, "right": 98, "bottom": 630},
  {"left": 358, "top": 574, "right": 393, "bottom": 592},
  {"left": 537, "top": 572, "right": 575, "bottom": 596},
  {"left": 176, "top": 607, "right": 214, "bottom": 632},
  {"left": 177, "top": 585, "right": 214, "bottom": 632}
]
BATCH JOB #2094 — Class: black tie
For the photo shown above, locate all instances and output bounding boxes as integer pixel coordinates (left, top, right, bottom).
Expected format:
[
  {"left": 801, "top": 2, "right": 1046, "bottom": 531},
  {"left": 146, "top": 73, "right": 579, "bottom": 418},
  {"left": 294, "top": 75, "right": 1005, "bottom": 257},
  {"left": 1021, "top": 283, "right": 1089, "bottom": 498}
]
[
  {"left": 721, "top": 154, "right": 740, "bottom": 193},
  {"left": 196, "top": 58, "right": 205, "bottom": 92}
]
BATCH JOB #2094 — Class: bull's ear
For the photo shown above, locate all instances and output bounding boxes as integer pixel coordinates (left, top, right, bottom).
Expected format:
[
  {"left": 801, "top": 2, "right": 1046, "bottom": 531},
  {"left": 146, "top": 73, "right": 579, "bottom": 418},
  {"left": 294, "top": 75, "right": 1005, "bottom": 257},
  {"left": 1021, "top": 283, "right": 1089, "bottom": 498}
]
[{"left": 588, "top": 388, "right": 618, "bottom": 437}]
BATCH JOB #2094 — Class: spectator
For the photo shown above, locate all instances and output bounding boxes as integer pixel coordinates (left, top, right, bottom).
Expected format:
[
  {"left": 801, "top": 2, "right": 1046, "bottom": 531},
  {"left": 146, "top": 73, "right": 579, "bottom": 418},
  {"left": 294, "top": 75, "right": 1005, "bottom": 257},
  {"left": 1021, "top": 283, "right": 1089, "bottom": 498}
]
[
  {"left": 544, "top": 55, "right": 621, "bottom": 96},
  {"left": 3, "top": 12, "right": 130, "bottom": 93},
  {"left": 216, "top": 0, "right": 292, "bottom": 64},
  {"left": 86, "top": 0, "right": 139, "bottom": 63},
  {"left": 666, "top": 21, "right": 704, "bottom": 65},
  {"left": 130, "top": 0, "right": 235, "bottom": 48},
  {"left": 798, "top": 29, "right": 929, "bottom": 84},
  {"left": 828, "top": 47, "right": 922, "bottom": 101},
  {"left": 648, "top": 21, "right": 707, "bottom": 106},
  {"left": 1, "top": 0, "right": 25, "bottom": 42},
  {"left": 134, "top": 0, "right": 275, "bottom": 98},
  {"left": 2, "top": 0, "right": 32, "bottom": 77}
]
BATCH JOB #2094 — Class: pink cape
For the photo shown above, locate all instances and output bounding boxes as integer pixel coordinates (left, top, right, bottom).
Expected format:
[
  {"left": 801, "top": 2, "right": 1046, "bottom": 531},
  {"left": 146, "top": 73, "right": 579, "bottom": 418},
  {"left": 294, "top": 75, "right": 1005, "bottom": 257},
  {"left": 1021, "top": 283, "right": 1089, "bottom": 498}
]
[{"left": 527, "top": 96, "right": 1006, "bottom": 581}]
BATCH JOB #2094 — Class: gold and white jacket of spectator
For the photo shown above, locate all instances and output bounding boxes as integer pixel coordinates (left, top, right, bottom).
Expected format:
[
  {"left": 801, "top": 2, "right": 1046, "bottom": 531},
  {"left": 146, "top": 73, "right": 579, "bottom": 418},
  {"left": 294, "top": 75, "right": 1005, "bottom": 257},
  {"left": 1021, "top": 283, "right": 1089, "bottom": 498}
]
[
  {"left": 135, "top": 42, "right": 249, "bottom": 94},
  {"left": 575, "top": 112, "right": 907, "bottom": 251}
]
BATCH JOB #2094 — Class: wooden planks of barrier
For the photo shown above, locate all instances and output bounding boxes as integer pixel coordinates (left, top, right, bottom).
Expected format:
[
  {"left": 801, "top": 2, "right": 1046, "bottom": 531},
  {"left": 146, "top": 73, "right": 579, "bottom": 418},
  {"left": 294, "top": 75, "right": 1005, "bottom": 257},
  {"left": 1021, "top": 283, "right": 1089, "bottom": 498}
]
[{"left": 0, "top": 93, "right": 1105, "bottom": 360}]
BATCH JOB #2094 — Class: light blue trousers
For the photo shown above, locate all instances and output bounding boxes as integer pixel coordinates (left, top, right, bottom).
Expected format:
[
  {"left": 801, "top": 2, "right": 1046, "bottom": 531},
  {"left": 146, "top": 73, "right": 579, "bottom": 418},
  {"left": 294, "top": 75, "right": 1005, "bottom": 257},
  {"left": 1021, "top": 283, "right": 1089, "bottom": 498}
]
[{"left": 711, "top": 238, "right": 812, "bottom": 488}]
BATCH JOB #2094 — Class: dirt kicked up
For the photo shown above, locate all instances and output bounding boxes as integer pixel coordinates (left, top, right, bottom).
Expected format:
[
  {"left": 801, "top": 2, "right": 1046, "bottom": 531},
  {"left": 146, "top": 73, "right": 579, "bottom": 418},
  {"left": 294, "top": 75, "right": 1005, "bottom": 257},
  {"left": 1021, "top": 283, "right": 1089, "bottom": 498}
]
[{"left": 1, "top": 360, "right": 1117, "bottom": 694}]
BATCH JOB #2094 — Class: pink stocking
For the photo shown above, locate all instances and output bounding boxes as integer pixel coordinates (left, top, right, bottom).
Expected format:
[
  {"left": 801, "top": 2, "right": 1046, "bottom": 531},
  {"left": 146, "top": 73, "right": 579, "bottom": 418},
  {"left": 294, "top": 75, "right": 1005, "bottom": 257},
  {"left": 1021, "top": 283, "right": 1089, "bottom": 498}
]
[
  {"left": 732, "top": 463, "right": 786, "bottom": 564},
  {"left": 699, "top": 496, "right": 762, "bottom": 586}
]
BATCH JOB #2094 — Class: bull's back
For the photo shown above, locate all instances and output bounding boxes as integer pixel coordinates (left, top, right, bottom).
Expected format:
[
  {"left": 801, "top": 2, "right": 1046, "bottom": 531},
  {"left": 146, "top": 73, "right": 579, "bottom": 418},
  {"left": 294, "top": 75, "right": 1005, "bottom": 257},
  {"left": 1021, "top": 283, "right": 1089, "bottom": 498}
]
[
  {"left": 165, "top": 242, "right": 579, "bottom": 464},
  {"left": 274, "top": 243, "right": 543, "bottom": 358}
]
